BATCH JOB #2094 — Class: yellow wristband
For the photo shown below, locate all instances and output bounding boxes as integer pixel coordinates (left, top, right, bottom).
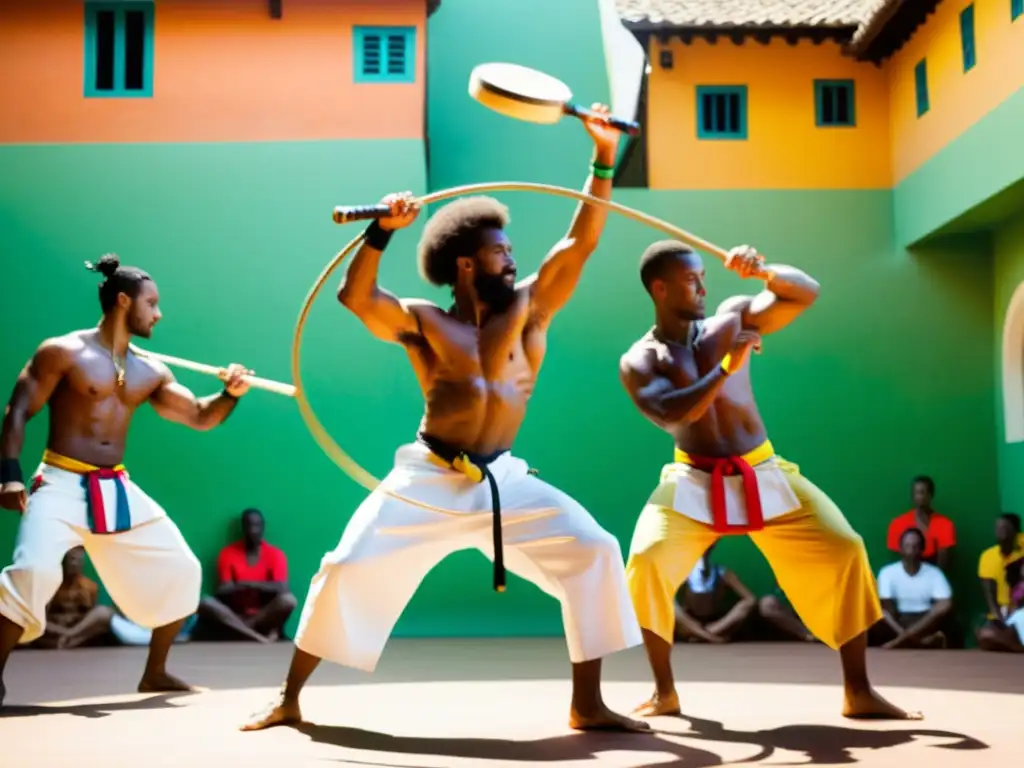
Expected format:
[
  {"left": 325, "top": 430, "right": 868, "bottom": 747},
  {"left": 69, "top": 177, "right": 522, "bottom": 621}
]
[{"left": 720, "top": 354, "right": 732, "bottom": 375}]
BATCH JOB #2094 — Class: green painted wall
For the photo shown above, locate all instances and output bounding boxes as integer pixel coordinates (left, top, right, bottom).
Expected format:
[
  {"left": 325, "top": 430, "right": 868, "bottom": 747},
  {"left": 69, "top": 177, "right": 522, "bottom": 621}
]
[
  {"left": 995, "top": 215, "right": 1024, "bottom": 517},
  {"left": 0, "top": 0, "right": 1010, "bottom": 645},
  {"left": 895, "top": 87, "right": 1024, "bottom": 248},
  {"left": 421, "top": 0, "right": 1000, "bottom": 635},
  {"left": 0, "top": 140, "right": 428, "bottom": 637}
]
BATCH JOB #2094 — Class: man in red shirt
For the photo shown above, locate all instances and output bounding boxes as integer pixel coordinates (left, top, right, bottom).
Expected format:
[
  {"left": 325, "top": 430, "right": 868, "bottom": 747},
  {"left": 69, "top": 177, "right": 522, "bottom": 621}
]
[
  {"left": 197, "top": 508, "right": 296, "bottom": 642},
  {"left": 886, "top": 476, "right": 956, "bottom": 572}
]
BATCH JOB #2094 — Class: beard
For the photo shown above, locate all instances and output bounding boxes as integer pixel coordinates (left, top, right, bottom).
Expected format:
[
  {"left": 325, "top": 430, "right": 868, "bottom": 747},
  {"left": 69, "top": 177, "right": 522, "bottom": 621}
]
[
  {"left": 676, "top": 306, "right": 705, "bottom": 321},
  {"left": 127, "top": 312, "right": 152, "bottom": 338},
  {"left": 474, "top": 271, "right": 516, "bottom": 313}
]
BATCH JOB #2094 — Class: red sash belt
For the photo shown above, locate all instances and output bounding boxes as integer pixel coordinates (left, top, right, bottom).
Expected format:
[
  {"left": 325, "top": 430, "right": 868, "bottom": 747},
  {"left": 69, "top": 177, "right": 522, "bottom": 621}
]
[{"left": 673, "top": 440, "right": 775, "bottom": 534}]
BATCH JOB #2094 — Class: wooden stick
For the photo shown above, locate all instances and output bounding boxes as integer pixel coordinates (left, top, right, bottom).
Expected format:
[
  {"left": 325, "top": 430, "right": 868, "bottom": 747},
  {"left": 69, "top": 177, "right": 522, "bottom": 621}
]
[{"left": 131, "top": 347, "right": 297, "bottom": 397}]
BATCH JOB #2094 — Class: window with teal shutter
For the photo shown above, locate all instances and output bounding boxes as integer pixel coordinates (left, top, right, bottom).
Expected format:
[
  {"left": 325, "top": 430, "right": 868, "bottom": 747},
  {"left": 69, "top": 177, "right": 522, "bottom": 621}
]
[
  {"left": 354, "top": 26, "right": 415, "bottom": 83},
  {"left": 960, "top": 4, "right": 976, "bottom": 72},
  {"left": 84, "top": 2, "right": 154, "bottom": 98},
  {"left": 914, "top": 59, "right": 929, "bottom": 117},
  {"left": 696, "top": 86, "right": 747, "bottom": 140},
  {"left": 814, "top": 80, "right": 856, "bottom": 127}
]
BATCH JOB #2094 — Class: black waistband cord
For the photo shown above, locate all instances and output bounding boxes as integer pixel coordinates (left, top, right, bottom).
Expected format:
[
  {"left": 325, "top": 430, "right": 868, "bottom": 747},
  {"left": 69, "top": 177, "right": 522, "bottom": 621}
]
[{"left": 418, "top": 433, "right": 507, "bottom": 592}]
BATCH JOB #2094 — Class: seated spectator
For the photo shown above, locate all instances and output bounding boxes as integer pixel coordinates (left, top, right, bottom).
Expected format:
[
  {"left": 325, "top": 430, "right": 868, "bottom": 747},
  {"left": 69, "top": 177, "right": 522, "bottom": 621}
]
[
  {"left": 198, "top": 508, "right": 296, "bottom": 643},
  {"left": 886, "top": 475, "right": 956, "bottom": 571},
  {"left": 874, "top": 528, "right": 953, "bottom": 649},
  {"left": 976, "top": 513, "right": 1024, "bottom": 652},
  {"left": 674, "top": 543, "right": 756, "bottom": 644},
  {"left": 33, "top": 547, "right": 115, "bottom": 649},
  {"left": 758, "top": 583, "right": 816, "bottom": 642}
]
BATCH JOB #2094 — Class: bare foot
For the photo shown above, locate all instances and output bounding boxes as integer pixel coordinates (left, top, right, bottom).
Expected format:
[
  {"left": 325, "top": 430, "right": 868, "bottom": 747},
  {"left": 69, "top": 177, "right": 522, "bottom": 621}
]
[
  {"left": 570, "top": 702, "right": 652, "bottom": 732},
  {"left": 842, "top": 688, "right": 923, "bottom": 720},
  {"left": 632, "top": 689, "right": 681, "bottom": 717},
  {"left": 240, "top": 695, "right": 302, "bottom": 732},
  {"left": 138, "top": 671, "right": 199, "bottom": 694}
]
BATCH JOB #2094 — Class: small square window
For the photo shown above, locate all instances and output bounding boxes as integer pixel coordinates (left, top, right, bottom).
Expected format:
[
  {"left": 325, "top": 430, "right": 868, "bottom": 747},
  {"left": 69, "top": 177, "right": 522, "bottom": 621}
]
[
  {"left": 354, "top": 26, "right": 416, "bottom": 84},
  {"left": 696, "top": 86, "right": 747, "bottom": 140},
  {"left": 84, "top": 2, "right": 154, "bottom": 98},
  {"left": 814, "top": 80, "right": 856, "bottom": 127}
]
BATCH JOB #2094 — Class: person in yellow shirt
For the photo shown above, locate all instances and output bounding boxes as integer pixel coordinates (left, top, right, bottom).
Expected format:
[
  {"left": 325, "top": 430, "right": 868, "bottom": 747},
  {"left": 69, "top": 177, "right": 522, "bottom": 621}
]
[{"left": 975, "top": 513, "right": 1024, "bottom": 652}]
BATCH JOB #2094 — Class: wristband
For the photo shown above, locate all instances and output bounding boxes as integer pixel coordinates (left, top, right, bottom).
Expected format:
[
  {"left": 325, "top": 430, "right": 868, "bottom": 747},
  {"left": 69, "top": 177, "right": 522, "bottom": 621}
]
[
  {"left": 719, "top": 354, "right": 733, "bottom": 376},
  {"left": 0, "top": 458, "right": 23, "bottom": 485},
  {"left": 591, "top": 161, "right": 615, "bottom": 180},
  {"left": 364, "top": 220, "right": 394, "bottom": 251},
  {"left": 222, "top": 388, "right": 240, "bottom": 401}
]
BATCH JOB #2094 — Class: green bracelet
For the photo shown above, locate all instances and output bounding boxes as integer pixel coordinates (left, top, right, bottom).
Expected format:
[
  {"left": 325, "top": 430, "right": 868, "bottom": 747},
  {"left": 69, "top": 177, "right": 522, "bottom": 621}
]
[{"left": 591, "top": 162, "right": 615, "bottom": 180}]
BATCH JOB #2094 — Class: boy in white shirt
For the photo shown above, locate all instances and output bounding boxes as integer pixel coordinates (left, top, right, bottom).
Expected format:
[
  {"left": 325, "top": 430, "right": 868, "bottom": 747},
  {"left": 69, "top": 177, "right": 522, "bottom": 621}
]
[{"left": 876, "top": 528, "right": 953, "bottom": 649}]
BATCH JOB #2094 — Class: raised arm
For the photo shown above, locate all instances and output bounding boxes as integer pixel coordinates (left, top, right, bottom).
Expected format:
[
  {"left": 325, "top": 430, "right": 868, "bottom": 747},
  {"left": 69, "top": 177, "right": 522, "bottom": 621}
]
[
  {"left": 619, "top": 330, "right": 760, "bottom": 428},
  {"left": 148, "top": 362, "right": 249, "bottom": 432},
  {"left": 337, "top": 193, "right": 429, "bottom": 345},
  {"left": 1, "top": 338, "right": 74, "bottom": 511},
  {"left": 527, "top": 106, "right": 620, "bottom": 328},
  {"left": 716, "top": 246, "right": 821, "bottom": 336}
]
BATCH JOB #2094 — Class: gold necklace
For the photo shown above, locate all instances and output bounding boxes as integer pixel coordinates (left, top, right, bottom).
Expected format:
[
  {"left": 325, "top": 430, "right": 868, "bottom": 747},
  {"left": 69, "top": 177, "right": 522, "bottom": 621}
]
[{"left": 111, "top": 352, "right": 126, "bottom": 387}]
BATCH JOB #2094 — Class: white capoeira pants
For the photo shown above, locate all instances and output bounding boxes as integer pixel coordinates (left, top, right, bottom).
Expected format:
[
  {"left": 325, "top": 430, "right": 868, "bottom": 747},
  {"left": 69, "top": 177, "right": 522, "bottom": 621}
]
[
  {"left": 295, "top": 441, "right": 643, "bottom": 672},
  {"left": 0, "top": 462, "right": 202, "bottom": 644}
]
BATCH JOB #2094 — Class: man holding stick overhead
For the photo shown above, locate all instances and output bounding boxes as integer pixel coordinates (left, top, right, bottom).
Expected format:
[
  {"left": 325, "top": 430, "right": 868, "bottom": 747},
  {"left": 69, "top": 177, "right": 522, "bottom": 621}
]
[
  {"left": 0, "top": 254, "right": 251, "bottom": 706},
  {"left": 243, "top": 105, "right": 649, "bottom": 734},
  {"left": 619, "top": 241, "right": 921, "bottom": 720}
]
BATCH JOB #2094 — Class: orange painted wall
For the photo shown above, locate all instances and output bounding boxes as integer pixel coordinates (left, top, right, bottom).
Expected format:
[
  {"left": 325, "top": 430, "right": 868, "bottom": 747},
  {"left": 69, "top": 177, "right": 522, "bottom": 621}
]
[
  {"left": 886, "top": 0, "right": 1024, "bottom": 184},
  {"left": 0, "top": 0, "right": 425, "bottom": 144},
  {"left": 644, "top": 37, "right": 892, "bottom": 190}
]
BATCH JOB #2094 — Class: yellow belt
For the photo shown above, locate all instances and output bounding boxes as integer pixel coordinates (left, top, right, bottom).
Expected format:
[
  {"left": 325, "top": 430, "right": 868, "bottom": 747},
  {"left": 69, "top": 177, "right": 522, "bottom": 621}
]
[
  {"left": 42, "top": 449, "right": 125, "bottom": 475},
  {"left": 674, "top": 439, "right": 775, "bottom": 467}
]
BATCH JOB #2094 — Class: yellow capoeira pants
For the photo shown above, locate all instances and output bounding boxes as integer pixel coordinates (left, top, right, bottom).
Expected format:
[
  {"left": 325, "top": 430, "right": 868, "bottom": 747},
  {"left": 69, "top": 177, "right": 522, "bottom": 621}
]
[{"left": 625, "top": 442, "right": 881, "bottom": 651}]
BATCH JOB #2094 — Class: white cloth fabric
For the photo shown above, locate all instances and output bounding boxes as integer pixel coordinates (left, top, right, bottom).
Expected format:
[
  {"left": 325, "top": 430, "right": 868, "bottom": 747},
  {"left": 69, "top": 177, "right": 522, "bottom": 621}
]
[
  {"left": 1006, "top": 608, "right": 1024, "bottom": 645},
  {"left": 294, "top": 441, "right": 642, "bottom": 672},
  {"left": 660, "top": 456, "right": 801, "bottom": 527},
  {"left": 0, "top": 463, "right": 202, "bottom": 644},
  {"left": 686, "top": 561, "right": 723, "bottom": 594},
  {"left": 876, "top": 561, "right": 952, "bottom": 614}
]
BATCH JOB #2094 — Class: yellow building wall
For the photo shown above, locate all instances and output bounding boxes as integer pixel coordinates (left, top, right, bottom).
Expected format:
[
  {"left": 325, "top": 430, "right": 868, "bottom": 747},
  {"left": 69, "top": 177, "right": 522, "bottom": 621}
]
[
  {"left": 887, "top": 0, "right": 1024, "bottom": 184},
  {"left": 645, "top": 37, "right": 891, "bottom": 190}
]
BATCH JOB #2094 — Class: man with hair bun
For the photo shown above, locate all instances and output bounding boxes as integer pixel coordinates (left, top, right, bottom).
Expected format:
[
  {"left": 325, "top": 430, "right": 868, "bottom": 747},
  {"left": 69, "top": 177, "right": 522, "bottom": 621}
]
[{"left": 0, "top": 253, "right": 253, "bottom": 705}]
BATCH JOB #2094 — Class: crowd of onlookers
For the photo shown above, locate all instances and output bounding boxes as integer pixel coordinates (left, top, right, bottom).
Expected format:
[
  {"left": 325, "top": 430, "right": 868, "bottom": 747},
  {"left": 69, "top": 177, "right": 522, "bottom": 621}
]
[
  {"left": 675, "top": 476, "right": 1024, "bottom": 652},
  {"left": 22, "top": 476, "right": 1024, "bottom": 654}
]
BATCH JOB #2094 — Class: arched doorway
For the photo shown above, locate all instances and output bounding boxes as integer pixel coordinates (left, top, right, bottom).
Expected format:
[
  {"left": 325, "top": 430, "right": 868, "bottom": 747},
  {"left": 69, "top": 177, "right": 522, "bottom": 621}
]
[{"left": 1003, "top": 281, "right": 1024, "bottom": 443}]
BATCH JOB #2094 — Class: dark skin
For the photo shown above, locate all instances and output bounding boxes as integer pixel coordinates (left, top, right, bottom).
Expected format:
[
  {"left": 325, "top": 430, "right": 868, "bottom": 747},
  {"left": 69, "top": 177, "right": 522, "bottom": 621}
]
[
  {"left": 674, "top": 545, "right": 756, "bottom": 644},
  {"left": 909, "top": 480, "right": 952, "bottom": 572},
  {"left": 879, "top": 532, "right": 952, "bottom": 649},
  {"left": 0, "top": 278, "right": 250, "bottom": 704},
  {"left": 242, "top": 106, "right": 650, "bottom": 735},
  {"left": 975, "top": 517, "right": 1024, "bottom": 653},
  {"left": 620, "top": 246, "right": 920, "bottom": 721},
  {"left": 198, "top": 510, "right": 297, "bottom": 643},
  {"left": 757, "top": 592, "right": 816, "bottom": 642}
]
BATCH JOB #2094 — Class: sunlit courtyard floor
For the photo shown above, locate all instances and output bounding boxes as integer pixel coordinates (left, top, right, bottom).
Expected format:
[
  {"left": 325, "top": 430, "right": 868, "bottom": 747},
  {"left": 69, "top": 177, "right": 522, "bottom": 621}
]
[{"left": 1, "top": 638, "right": 1021, "bottom": 767}]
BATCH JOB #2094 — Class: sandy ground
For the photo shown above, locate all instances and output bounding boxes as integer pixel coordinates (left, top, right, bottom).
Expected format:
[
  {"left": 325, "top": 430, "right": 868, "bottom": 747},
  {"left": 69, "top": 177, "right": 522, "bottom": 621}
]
[{"left": 1, "top": 638, "right": 1021, "bottom": 767}]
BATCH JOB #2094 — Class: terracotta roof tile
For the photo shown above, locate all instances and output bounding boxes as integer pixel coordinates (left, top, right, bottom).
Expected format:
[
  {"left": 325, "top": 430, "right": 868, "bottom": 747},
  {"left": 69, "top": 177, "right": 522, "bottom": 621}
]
[{"left": 616, "top": 0, "right": 888, "bottom": 29}]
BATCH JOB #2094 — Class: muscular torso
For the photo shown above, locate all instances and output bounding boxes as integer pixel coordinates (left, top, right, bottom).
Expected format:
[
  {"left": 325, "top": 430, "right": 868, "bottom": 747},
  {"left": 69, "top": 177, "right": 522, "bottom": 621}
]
[
  {"left": 640, "top": 313, "right": 768, "bottom": 458},
  {"left": 403, "top": 290, "right": 545, "bottom": 456},
  {"left": 45, "top": 330, "right": 164, "bottom": 467}
]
